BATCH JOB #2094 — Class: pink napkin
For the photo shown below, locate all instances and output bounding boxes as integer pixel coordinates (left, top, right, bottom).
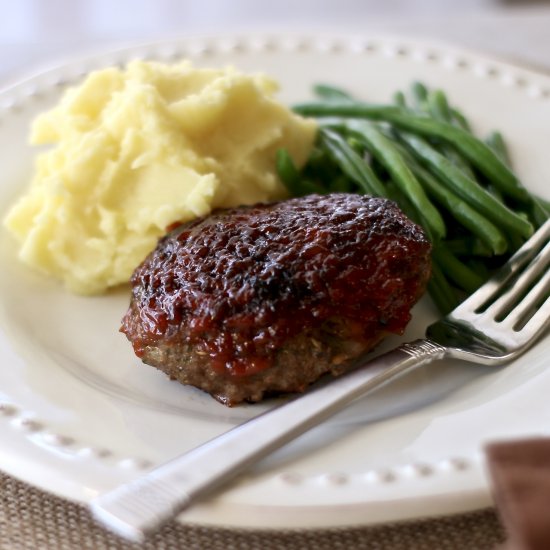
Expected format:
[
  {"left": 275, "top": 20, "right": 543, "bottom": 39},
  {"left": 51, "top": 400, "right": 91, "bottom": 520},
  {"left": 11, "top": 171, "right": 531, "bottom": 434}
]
[{"left": 486, "top": 438, "right": 550, "bottom": 550}]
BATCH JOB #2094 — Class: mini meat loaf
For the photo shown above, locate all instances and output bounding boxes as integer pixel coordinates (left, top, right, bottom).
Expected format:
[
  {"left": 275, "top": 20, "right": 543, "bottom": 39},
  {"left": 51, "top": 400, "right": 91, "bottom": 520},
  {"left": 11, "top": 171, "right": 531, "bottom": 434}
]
[{"left": 121, "top": 193, "right": 432, "bottom": 405}]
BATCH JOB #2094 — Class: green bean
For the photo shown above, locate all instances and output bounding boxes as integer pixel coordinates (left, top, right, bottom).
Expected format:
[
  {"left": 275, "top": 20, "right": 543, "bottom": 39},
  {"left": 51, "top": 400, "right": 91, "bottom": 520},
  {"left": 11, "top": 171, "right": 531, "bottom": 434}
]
[
  {"left": 427, "top": 89, "right": 452, "bottom": 121},
  {"left": 276, "top": 148, "right": 328, "bottom": 196},
  {"left": 486, "top": 131, "right": 549, "bottom": 228},
  {"left": 535, "top": 195, "right": 550, "bottom": 212},
  {"left": 293, "top": 102, "right": 529, "bottom": 202},
  {"left": 308, "top": 145, "right": 357, "bottom": 182},
  {"left": 345, "top": 121, "right": 446, "bottom": 241},
  {"left": 446, "top": 237, "right": 493, "bottom": 257},
  {"left": 393, "top": 91, "right": 407, "bottom": 108},
  {"left": 396, "top": 131, "right": 534, "bottom": 238},
  {"left": 390, "top": 117, "right": 525, "bottom": 200},
  {"left": 433, "top": 245, "right": 486, "bottom": 293},
  {"left": 485, "top": 131, "right": 511, "bottom": 165},
  {"left": 385, "top": 181, "right": 418, "bottom": 220},
  {"left": 294, "top": 102, "right": 404, "bottom": 120},
  {"left": 486, "top": 184, "right": 505, "bottom": 203},
  {"left": 410, "top": 81, "right": 428, "bottom": 109},
  {"left": 484, "top": 137, "right": 524, "bottom": 220},
  {"left": 530, "top": 195, "right": 550, "bottom": 228},
  {"left": 427, "top": 90, "right": 476, "bottom": 180},
  {"left": 377, "top": 132, "right": 508, "bottom": 253},
  {"left": 449, "top": 108, "right": 472, "bottom": 132},
  {"left": 428, "top": 261, "right": 460, "bottom": 314},
  {"left": 384, "top": 180, "right": 438, "bottom": 243},
  {"left": 347, "top": 137, "right": 366, "bottom": 154},
  {"left": 428, "top": 90, "right": 469, "bottom": 134},
  {"left": 532, "top": 198, "right": 550, "bottom": 226},
  {"left": 483, "top": 132, "right": 520, "bottom": 209},
  {"left": 313, "top": 84, "right": 356, "bottom": 102},
  {"left": 384, "top": 182, "right": 438, "bottom": 243},
  {"left": 385, "top": 138, "right": 507, "bottom": 254},
  {"left": 276, "top": 148, "right": 303, "bottom": 196},
  {"left": 468, "top": 257, "right": 491, "bottom": 278},
  {"left": 319, "top": 128, "right": 386, "bottom": 197}
]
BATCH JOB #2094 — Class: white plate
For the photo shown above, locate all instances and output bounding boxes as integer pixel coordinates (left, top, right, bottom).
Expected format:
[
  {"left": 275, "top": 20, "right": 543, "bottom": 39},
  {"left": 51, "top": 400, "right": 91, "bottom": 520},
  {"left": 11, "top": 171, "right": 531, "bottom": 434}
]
[{"left": 0, "top": 33, "right": 549, "bottom": 530}]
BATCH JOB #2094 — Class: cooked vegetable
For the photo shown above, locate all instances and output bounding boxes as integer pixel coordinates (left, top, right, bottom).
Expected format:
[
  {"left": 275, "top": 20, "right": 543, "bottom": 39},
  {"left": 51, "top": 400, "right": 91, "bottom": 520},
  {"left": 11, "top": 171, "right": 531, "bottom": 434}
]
[
  {"left": 396, "top": 131, "right": 534, "bottom": 239},
  {"left": 410, "top": 81, "right": 428, "bottom": 108},
  {"left": 384, "top": 138, "right": 507, "bottom": 255},
  {"left": 293, "top": 102, "right": 530, "bottom": 202},
  {"left": 426, "top": 90, "right": 476, "bottom": 180},
  {"left": 276, "top": 148, "right": 302, "bottom": 196},
  {"left": 319, "top": 128, "right": 386, "bottom": 197},
  {"left": 432, "top": 245, "right": 485, "bottom": 294}
]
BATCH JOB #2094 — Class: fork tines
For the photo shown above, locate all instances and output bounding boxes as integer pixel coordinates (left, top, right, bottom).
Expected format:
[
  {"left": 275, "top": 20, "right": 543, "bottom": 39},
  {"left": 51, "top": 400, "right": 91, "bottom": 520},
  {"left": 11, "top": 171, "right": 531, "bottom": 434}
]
[{"left": 457, "top": 218, "right": 550, "bottom": 333}]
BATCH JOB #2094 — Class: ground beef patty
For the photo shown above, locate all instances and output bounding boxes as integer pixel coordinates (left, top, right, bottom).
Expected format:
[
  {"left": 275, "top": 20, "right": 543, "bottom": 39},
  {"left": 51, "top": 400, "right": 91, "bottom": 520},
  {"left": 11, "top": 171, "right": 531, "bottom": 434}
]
[{"left": 121, "top": 193, "right": 432, "bottom": 406}]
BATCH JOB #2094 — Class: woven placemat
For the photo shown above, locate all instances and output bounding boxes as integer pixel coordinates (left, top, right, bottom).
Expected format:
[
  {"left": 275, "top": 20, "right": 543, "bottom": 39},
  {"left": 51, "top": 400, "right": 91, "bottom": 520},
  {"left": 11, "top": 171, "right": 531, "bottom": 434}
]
[{"left": 0, "top": 471, "right": 506, "bottom": 550}]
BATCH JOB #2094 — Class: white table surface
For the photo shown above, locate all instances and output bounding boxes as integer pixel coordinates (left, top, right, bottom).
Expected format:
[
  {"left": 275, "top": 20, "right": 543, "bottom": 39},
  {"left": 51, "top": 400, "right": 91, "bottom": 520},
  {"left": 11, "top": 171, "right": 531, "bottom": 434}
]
[{"left": 2, "top": 0, "right": 550, "bottom": 85}]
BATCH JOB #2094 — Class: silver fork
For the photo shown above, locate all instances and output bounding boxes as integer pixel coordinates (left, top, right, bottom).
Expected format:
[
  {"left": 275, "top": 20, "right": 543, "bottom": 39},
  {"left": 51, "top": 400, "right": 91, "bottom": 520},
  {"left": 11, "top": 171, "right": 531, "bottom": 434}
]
[{"left": 91, "top": 218, "right": 550, "bottom": 542}]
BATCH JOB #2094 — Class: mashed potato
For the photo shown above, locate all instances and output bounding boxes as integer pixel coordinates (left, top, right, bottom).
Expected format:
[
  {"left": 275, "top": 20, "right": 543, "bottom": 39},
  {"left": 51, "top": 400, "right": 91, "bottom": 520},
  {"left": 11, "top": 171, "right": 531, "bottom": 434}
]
[{"left": 4, "top": 60, "right": 317, "bottom": 294}]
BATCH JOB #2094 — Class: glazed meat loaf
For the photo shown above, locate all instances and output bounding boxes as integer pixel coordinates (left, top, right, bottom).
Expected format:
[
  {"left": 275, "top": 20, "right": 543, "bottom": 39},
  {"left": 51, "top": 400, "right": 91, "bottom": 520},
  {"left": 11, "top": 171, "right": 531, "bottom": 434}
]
[{"left": 121, "top": 193, "right": 432, "bottom": 405}]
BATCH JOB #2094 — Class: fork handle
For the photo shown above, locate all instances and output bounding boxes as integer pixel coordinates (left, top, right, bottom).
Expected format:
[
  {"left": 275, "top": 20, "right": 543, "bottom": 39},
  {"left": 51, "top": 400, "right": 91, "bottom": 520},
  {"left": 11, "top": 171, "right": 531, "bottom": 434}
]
[{"left": 91, "top": 339, "right": 446, "bottom": 541}]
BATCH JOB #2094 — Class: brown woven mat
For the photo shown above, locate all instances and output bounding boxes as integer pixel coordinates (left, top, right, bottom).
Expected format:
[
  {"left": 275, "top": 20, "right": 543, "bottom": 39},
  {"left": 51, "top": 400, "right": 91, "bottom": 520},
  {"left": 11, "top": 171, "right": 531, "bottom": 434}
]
[{"left": 0, "top": 472, "right": 506, "bottom": 550}]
